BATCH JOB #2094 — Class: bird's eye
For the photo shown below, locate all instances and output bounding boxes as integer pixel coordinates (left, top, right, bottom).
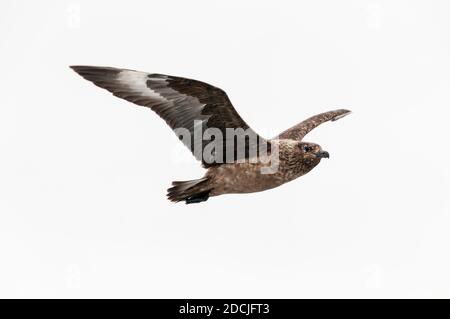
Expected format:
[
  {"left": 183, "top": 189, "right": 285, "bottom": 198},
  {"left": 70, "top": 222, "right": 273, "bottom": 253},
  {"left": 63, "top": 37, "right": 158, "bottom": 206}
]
[{"left": 302, "top": 145, "right": 312, "bottom": 152}]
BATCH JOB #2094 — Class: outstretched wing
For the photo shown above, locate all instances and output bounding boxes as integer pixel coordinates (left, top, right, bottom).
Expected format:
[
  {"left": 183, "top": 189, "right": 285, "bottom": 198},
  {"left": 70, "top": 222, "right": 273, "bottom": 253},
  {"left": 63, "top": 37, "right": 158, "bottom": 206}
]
[
  {"left": 71, "top": 66, "right": 269, "bottom": 166},
  {"left": 277, "top": 109, "right": 351, "bottom": 141}
]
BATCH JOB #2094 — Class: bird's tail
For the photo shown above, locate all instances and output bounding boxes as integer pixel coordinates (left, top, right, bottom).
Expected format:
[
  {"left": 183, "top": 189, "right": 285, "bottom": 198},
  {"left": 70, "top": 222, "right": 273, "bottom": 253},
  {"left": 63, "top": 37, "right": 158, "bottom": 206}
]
[{"left": 167, "top": 177, "right": 211, "bottom": 204}]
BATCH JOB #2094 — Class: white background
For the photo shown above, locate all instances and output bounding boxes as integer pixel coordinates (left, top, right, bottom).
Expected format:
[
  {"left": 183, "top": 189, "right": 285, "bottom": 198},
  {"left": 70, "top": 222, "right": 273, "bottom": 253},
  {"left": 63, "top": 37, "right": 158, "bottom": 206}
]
[{"left": 1, "top": 0, "right": 449, "bottom": 298}]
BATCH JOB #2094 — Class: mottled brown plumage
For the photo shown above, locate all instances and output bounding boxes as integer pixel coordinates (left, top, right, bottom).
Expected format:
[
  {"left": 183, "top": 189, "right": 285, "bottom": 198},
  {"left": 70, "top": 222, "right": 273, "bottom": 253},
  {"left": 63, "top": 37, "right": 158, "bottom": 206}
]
[{"left": 71, "top": 65, "right": 351, "bottom": 204}]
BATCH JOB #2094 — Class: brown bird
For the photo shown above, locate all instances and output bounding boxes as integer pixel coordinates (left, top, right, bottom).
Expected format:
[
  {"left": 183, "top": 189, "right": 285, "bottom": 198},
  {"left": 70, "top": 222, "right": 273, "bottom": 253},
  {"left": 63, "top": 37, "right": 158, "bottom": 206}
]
[{"left": 71, "top": 66, "right": 351, "bottom": 204}]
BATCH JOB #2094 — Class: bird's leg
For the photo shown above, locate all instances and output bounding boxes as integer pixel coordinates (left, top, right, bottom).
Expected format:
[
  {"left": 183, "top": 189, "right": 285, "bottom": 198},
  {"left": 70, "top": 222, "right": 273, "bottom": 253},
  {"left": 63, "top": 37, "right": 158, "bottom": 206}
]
[{"left": 185, "top": 191, "right": 210, "bottom": 204}]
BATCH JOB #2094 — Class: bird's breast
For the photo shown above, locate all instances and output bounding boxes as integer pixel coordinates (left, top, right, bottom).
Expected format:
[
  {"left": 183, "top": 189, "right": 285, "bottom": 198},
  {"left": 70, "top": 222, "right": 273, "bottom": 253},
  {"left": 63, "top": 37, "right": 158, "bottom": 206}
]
[{"left": 208, "top": 160, "right": 302, "bottom": 196}]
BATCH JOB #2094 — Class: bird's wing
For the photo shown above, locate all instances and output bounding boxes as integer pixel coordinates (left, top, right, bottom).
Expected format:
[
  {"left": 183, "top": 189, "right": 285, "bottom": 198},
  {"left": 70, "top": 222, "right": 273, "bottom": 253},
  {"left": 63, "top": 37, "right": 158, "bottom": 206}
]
[
  {"left": 71, "top": 66, "right": 269, "bottom": 166},
  {"left": 277, "top": 109, "right": 351, "bottom": 141}
]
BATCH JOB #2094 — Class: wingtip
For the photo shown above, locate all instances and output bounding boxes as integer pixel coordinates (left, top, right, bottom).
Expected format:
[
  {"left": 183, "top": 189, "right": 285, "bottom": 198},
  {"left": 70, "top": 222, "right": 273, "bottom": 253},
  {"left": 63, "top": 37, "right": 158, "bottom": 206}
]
[
  {"left": 332, "top": 109, "right": 352, "bottom": 121},
  {"left": 69, "top": 65, "right": 116, "bottom": 72},
  {"left": 69, "top": 65, "right": 123, "bottom": 83},
  {"left": 69, "top": 65, "right": 91, "bottom": 75},
  {"left": 69, "top": 65, "right": 85, "bottom": 71}
]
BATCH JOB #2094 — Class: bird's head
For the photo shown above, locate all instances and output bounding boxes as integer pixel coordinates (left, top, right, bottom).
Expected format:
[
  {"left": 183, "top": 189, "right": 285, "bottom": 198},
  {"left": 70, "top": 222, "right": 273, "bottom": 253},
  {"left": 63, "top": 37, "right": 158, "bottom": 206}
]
[{"left": 298, "top": 142, "right": 329, "bottom": 166}]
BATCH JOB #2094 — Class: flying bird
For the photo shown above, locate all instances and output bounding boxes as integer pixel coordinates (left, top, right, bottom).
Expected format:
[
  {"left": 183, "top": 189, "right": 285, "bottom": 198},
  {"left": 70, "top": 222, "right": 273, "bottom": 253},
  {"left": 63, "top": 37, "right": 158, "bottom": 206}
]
[{"left": 71, "top": 66, "right": 351, "bottom": 204}]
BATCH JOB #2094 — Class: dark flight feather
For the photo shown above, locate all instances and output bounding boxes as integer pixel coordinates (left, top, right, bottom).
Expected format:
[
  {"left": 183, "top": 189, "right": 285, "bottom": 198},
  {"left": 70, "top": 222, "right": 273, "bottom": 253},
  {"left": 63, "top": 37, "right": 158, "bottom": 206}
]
[{"left": 278, "top": 109, "right": 351, "bottom": 141}]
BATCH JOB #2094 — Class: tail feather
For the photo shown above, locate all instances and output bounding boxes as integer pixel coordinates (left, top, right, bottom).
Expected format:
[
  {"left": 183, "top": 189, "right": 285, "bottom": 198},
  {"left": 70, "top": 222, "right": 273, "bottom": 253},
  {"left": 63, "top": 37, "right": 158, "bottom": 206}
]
[{"left": 167, "top": 177, "right": 211, "bottom": 204}]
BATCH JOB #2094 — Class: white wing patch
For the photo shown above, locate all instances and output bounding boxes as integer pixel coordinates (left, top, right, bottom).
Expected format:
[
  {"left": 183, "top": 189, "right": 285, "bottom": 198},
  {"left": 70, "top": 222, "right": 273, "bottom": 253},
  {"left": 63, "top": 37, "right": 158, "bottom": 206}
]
[{"left": 116, "top": 70, "right": 166, "bottom": 101}]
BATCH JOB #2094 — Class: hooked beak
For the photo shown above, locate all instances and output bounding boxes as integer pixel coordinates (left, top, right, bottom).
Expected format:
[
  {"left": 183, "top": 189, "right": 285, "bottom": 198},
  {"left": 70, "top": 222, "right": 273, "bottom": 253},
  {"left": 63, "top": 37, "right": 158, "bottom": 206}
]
[{"left": 316, "top": 151, "right": 330, "bottom": 159}]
